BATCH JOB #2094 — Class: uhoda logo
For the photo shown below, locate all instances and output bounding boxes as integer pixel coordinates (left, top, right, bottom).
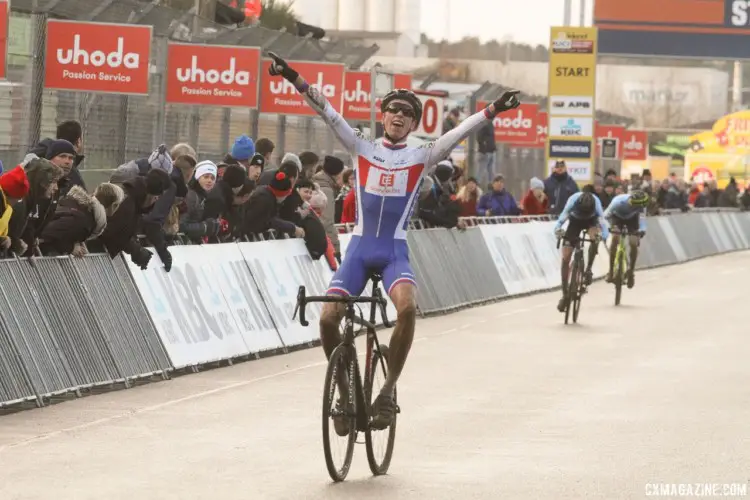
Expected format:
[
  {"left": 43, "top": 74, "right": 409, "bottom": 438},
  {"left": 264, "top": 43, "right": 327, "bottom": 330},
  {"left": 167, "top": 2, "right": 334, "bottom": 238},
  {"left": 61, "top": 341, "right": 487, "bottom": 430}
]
[
  {"left": 343, "top": 79, "right": 370, "bottom": 103},
  {"left": 271, "top": 71, "right": 337, "bottom": 97},
  {"left": 57, "top": 34, "right": 140, "bottom": 68},
  {"left": 493, "top": 109, "right": 532, "bottom": 129},
  {"left": 176, "top": 56, "right": 250, "bottom": 85},
  {"left": 624, "top": 135, "right": 644, "bottom": 151}
]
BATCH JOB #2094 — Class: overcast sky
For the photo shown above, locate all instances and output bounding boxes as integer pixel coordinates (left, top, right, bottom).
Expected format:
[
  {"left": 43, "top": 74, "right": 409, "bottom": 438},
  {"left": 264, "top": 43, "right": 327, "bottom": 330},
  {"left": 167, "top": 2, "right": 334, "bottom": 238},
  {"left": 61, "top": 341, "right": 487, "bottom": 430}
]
[{"left": 421, "top": 0, "right": 593, "bottom": 46}]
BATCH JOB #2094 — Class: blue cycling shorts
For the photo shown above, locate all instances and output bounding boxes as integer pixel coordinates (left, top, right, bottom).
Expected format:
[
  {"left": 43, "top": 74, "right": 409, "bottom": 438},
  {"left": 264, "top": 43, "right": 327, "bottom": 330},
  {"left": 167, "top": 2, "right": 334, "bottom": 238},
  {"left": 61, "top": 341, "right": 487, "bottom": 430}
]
[{"left": 327, "top": 235, "right": 416, "bottom": 297}]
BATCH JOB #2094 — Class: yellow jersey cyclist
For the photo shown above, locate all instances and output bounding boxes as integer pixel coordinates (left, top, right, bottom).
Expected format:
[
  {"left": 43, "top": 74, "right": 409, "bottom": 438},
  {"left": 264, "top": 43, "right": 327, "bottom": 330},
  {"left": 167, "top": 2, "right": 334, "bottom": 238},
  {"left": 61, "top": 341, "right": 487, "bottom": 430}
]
[
  {"left": 553, "top": 187, "right": 609, "bottom": 312},
  {"left": 603, "top": 190, "right": 649, "bottom": 288}
]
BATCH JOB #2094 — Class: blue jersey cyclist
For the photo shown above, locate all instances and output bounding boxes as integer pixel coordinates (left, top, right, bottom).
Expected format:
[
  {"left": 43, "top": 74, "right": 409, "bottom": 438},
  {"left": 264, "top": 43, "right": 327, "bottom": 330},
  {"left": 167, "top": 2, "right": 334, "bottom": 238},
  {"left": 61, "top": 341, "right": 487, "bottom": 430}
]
[
  {"left": 267, "top": 52, "right": 521, "bottom": 431},
  {"left": 554, "top": 187, "right": 609, "bottom": 312},
  {"left": 603, "top": 190, "right": 649, "bottom": 288}
]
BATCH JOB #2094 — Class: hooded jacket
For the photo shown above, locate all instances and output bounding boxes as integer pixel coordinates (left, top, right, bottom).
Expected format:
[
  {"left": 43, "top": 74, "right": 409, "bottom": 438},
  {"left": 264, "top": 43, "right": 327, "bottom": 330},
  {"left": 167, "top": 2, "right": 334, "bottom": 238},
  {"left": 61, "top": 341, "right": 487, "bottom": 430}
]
[
  {"left": 93, "top": 177, "right": 150, "bottom": 258},
  {"left": 243, "top": 186, "right": 296, "bottom": 238},
  {"left": 39, "top": 186, "right": 107, "bottom": 255}
]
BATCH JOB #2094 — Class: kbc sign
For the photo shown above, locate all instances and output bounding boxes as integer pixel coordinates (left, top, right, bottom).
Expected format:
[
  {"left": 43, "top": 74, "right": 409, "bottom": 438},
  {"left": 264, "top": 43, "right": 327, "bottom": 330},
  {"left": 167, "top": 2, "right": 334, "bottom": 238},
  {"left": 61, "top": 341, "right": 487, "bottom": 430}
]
[{"left": 45, "top": 20, "right": 152, "bottom": 95}]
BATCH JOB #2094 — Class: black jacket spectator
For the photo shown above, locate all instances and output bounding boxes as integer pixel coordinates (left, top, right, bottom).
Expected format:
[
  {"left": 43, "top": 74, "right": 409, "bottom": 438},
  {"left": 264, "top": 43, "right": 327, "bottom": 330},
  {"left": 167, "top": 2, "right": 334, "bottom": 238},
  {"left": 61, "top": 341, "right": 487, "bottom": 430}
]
[
  {"left": 476, "top": 120, "right": 496, "bottom": 154},
  {"left": 203, "top": 164, "right": 247, "bottom": 220},
  {"left": 544, "top": 166, "right": 579, "bottom": 215},
  {"left": 419, "top": 163, "right": 461, "bottom": 228},
  {"left": 243, "top": 173, "right": 297, "bottom": 238},
  {"left": 39, "top": 185, "right": 108, "bottom": 256}
]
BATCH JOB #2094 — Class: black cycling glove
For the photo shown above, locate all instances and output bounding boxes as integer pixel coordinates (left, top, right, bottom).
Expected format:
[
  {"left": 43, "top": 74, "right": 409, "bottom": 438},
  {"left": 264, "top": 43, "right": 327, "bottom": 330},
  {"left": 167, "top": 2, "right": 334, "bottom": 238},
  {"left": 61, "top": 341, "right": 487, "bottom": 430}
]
[
  {"left": 267, "top": 52, "right": 299, "bottom": 84},
  {"left": 492, "top": 90, "right": 521, "bottom": 114}
]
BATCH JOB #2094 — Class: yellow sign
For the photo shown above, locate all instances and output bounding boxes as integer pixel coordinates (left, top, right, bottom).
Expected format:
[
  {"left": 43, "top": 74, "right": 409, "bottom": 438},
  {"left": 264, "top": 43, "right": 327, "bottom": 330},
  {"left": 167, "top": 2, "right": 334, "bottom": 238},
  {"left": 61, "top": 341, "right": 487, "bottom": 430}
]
[{"left": 546, "top": 27, "right": 598, "bottom": 185}]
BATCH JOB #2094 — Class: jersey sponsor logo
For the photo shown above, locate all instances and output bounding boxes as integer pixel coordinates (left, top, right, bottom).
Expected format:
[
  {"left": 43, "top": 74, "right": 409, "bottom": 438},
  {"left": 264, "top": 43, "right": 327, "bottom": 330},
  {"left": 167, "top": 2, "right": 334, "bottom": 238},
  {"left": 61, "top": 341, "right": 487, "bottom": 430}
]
[{"left": 365, "top": 166, "right": 408, "bottom": 197}]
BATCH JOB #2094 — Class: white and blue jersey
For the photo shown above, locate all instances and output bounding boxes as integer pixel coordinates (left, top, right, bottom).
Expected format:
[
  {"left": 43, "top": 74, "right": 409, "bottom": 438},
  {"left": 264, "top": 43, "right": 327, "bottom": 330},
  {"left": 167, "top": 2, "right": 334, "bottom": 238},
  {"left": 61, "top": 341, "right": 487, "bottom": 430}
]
[
  {"left": 296, "top": 81, "right": 495, "bottom": 296},
  {"left": 603, "top": 194, "right": 647, "bottom": 232},
  {"left": 554, "top": 192, "right": 609, "bottom": 239}
]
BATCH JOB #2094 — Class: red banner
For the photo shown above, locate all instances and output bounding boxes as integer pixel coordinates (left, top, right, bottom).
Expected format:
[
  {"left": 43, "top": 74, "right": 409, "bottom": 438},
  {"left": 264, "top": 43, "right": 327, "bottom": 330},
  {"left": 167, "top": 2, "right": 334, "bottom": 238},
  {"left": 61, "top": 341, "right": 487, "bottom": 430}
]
[
  {"left": 166, "top": 43, "right": 260, "bottom": 107},
  {"left": 44, "top": 20, "right": 152, "bottom": 95},
  {"left": 342, "top": 72, "right": 413, "bottom": 121},
  {"left": 0, "top": 1, "right": 8, "bottom": 79},
  {"left": 596, "top": 123, "right": 625, "bottom": 159},
  {"left": 477, "top": 101, "right": 539, "bottom": 143},
  {"left": 259, "top": 60, "right": 345, "bottom": 116},
  {"left": 623, "top": 130, "right": 649, "bottom": 160},
  {"left": 536, "top": 112, "right": 548, "bottom": 148}
]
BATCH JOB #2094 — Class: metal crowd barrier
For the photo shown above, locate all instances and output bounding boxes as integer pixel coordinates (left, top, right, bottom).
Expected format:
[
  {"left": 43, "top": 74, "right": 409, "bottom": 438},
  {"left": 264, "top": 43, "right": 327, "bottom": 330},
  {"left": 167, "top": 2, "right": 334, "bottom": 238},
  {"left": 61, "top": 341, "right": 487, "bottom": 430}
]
[{"left": 0, "top": 254, "right": 171, "bottom": 408}]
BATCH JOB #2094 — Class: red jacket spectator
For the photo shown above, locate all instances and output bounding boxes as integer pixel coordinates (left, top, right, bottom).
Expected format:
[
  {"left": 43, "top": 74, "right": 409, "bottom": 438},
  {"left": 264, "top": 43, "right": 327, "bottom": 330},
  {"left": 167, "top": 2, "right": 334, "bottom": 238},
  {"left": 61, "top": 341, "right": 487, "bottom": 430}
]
[
  {"left": 520, "top": 177, "right": 548, "bottom": 215},
  {"left": 340, "top": 189, "right": 356, "bottom": 224},
  {"left": 455, "top": 177, "right": 481, "bottom": 217}
]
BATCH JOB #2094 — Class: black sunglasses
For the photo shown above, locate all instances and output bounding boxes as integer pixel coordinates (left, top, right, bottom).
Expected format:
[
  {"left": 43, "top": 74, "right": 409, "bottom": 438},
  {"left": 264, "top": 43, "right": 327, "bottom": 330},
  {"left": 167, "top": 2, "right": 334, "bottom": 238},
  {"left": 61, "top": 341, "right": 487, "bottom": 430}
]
[{"left": 385, "top": 103, "right": 415, "bottom": 118}]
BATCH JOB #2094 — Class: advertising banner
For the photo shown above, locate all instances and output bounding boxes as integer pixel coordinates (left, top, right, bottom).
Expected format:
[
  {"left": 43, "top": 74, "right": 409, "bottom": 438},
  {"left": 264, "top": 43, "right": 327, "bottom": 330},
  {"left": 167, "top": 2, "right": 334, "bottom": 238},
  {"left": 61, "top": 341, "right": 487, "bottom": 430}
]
[
  {"left": 259, "top": 59, "right": 345, "bottom": 116},
  {"left": 477, "top": 101, "right": 539, "bottom": 143},
  {"left": 596, "top": 123, "right": 625, "bottom": 159},
  {"left": 546, "top": 26, "right": 597, "bottom": 184},
  {"left": 44, "top": 20, "right": 152, "bottom": 95},
  {"left": 623, "top": 130, "right": 648, "bottom": 161},
  {"left": 166, "top": 43, "right": 260, "bottom": 108},
  {"left": 413, "top": 91, "right": 444, "bottom": 139},
  {"left": 595, "top": 0, "right": 750, "bottom": 59},
  {"left": 342, "top": 71, "right": 413, "bottom": 121},
  {"left": 0, "top": 1, "right": 7, "bottom": 79}
]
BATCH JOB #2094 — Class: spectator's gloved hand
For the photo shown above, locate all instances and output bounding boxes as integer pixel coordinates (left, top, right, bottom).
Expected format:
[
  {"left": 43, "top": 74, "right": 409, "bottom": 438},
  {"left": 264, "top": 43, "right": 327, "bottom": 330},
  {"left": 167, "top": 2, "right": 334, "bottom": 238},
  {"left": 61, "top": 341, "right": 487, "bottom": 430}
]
[
  {"left": 158, "top": 248, "right": 173, "bottom": 272},
  {"left": 492, "top": 90, "right": 521, "bottom": 114},
  {"left": 132, "top": 247, "right": 153, "bottom": 270},
  {"left": 267, "top": 52, "right": 299, "bottom": 83}
]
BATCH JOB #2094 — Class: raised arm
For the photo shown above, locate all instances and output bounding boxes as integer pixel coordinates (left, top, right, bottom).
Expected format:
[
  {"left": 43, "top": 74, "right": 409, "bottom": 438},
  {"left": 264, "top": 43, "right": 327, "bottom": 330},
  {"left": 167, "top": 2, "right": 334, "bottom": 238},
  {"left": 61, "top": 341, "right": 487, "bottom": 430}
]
[
  {"left": 267, "top": 52, "right": 359, "bottom": 154},
  {"left": 425, "top": 91, "right": 521, "bottom": 166}
]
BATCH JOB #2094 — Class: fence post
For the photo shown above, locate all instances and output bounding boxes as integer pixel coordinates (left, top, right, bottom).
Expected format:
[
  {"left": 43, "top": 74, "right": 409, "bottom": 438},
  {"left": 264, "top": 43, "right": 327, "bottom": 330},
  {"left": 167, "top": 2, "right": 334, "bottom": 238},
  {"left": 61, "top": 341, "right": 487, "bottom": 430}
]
[
  {"left": 26, "top": 10, "right": 47, "bottom": 153},
  {"left": 153, "top": 37, "right": 168, "bottom": 150},
  {"left": 221, "top": 108, "right": 231, "bottom": 155},
  {"left": 116, "top": 96, "right": 128, "bottom": 165}
]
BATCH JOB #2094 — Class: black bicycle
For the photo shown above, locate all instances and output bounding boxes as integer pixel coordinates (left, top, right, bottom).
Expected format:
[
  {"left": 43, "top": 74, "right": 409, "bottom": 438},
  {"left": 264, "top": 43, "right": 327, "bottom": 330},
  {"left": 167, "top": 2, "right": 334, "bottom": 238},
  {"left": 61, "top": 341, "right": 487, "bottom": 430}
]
[
  {"left": 293, "top": 274, "right": 398, "bottom": 482},
  {"left": 557, "top": 229, "right": 599, "bottom": 324}
]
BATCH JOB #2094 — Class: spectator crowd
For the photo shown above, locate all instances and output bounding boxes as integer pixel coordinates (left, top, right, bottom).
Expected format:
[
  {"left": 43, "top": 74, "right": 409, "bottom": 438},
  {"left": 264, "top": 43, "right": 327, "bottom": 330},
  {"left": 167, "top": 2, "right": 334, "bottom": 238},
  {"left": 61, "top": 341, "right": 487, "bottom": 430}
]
[{"left": 2, "top": 119, "right": 748, "bottom": 272}]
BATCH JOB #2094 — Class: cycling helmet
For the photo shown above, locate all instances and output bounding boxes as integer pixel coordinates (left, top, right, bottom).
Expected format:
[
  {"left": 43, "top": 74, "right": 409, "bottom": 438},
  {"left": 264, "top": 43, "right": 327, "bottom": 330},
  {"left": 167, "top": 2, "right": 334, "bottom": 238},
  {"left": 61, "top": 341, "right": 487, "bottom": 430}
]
[
  {"left": 575, "top": 192, "right": 596, "bottom": 217},
  {"left": 629, "top": 189, "right": 649, "bottom": 207},
  {"left": 380, "top": 88, "right": 423, "bottom": 124}
]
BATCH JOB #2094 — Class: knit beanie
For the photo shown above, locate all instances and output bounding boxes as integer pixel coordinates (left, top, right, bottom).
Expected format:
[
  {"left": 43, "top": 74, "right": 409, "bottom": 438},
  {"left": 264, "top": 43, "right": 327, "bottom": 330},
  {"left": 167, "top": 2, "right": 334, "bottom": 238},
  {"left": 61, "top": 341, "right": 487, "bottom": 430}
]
[
  {"left": 148, "top": 144, "right": 174, "bottom": 174},
  {"left": 530, "top": 177, "right": 544, "bottom": 191},
  {"left": 269, "top": 171, "right": 293, "bottom": 198},
  {"left": 222, "top": 164, "right": 247, "bottom": 189},
  {"left": 249, "top": 153, "right": 266, "bottom": 170},
  {"left": 0, "top": 166, "right": 30, "bottom": 199},
  {"left": 45, "top": 139, "right": 76, "bottom": 161},
  {"left": 232, "top": 135, "right": 255, "bottom": 161},
  {"left": 309, "top": 188, "right": 328, "bottom": 211},
  {"left": 282, "top": 152, "right": 302, "bottom": 171},
  {"left": 433, "top": 160, "right": 454, "bottom": 183},
  {"left": 194, "top": 160, "right": 218, "bottom": 180},
  {"left": 145, "top": 169, "right": 171, "bottom": 196},
  {"left": 322, "top": 155, "right": 344, "bottom": 177}
]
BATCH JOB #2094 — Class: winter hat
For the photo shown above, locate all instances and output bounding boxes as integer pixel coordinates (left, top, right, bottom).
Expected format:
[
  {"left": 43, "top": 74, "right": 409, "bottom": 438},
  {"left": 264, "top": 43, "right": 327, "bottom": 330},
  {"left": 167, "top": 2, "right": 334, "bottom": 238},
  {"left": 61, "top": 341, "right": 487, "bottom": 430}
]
[
  {"left": 322, "top": 155, "right": 345, "bottom": 177},
  {"left": 433, "top": 160, "right": 454, "bottom": 183},
  {"left": 194, "top": 160, "right": 218, "bottom": 180},
  {"left": 530, "top": 177, "right": 544, "bottom": 191},
  {"left": 0, "top": 166, "right": 30, "bottom": 199},
  {"left": 148, "top": 144, "right": 174, "bottom": 174},
  {"left": 232, "top": 135, "right": 255, "bottom": 161},
  {"left": 282, "top": 152, "right": 302, "bottom": 171},
  {"left": 269, "top": 171, "right": 293, "bottom": 198},
  {"left": 145, "top": 168, "right": 171, "bottom": 196},
  {"left": 93, "top": 182, "right": 125, "bottom": 216},
  {"left": 309, "top": 188, "right": 328, "bottom": 211},
  {"left": 45, "top": 139, "right": 76, "bottom": 161},
  {"left": 222, "top": 164, "right": 247, "bottom": 189},
  {"left": 249, "top": 153, "right": 266, "bottom": 170}
]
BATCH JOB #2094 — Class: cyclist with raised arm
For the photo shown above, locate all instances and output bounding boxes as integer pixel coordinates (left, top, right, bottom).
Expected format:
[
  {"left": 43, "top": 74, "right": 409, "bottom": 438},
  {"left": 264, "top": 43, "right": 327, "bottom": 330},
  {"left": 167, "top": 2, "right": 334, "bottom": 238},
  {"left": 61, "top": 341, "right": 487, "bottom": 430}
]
[
  {"left": 267, "top": 52, "right": 521, "bottom": 432},
  {"left": 554, "top": 186, "right": 609, "bottom": 312},
  {"left": 603, "top": 190, "right": 649, "bottom": 288}
]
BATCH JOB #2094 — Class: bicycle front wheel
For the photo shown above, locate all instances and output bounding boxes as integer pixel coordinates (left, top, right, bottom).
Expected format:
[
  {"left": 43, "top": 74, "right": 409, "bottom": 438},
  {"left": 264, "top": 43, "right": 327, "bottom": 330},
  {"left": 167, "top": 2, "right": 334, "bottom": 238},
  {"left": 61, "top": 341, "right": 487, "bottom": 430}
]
[
  {"left": 572, "top": 252, "right": 584, "bottom": 323},
  {"left": 365, "top": 344, "right": 397, "bottom": 476},
  {"left": 322, "top": 344, "right": 358, "bottom": 482},
  {"left": 615, "top": 245, "right": 625, "bottom": 306},
  {"left": 565, "top": 253, "right": 580, "bottom": 325}
]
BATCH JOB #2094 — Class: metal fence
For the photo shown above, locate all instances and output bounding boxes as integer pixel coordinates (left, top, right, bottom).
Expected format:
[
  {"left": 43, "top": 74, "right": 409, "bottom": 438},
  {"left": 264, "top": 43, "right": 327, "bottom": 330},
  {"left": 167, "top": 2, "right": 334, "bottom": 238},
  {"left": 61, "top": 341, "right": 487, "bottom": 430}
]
[{"left": 0, "top": 0, "right": 378, "bottom": 187}]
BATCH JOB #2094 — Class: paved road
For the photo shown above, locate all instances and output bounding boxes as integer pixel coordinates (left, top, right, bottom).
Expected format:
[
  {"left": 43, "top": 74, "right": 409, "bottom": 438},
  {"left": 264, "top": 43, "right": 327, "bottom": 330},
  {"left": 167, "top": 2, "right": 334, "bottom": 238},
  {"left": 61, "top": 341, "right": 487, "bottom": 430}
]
[{"left": 1, "top": 253, "right": 750, "bottom": 500}]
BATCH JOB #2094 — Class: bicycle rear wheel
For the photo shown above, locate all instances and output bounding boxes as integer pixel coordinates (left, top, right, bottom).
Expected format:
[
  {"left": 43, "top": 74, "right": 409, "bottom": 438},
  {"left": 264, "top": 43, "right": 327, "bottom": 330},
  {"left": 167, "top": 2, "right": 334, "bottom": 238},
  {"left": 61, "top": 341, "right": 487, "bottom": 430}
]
[
  {"left": 322, "top": 344, "right": 358, "bottom": 482},
  {"left": 572, "top": 252, "right": 584, "bottom": 323},
  {"left": 364, "top": 343, "right": 397, "bottom": 476}
]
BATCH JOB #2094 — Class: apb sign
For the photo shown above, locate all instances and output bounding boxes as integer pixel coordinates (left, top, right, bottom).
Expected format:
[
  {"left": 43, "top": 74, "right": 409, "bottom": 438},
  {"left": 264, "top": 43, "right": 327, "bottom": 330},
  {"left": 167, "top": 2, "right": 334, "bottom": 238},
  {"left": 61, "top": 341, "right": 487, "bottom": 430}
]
[
  {"left": 342, "top": 71, "right": 413, "bottom": 121},
  {"left": 259, "top": 59, "right": 344, "bottom": 116},
  {"left": 595, "top": 0, "right": 750, "bottom": 59},
  {"left": 166, "top": 43, "right": 260, "bottom": 108},
  {"left": 45, "top": 20, "right": 152, "bottom": 95}
]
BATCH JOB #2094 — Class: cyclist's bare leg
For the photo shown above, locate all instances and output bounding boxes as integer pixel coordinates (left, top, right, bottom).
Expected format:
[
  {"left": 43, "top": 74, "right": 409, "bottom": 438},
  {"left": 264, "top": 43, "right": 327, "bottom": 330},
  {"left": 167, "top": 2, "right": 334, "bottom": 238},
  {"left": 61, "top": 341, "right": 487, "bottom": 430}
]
[
  {"left": 560, "top": 245, "right": 573, "bottom": 292},
  {"left": 585, "top": 227, "right": 600, "bottom": 278},
  {"left": 380, "top": 282, "right": 417, "bottom": 397}
]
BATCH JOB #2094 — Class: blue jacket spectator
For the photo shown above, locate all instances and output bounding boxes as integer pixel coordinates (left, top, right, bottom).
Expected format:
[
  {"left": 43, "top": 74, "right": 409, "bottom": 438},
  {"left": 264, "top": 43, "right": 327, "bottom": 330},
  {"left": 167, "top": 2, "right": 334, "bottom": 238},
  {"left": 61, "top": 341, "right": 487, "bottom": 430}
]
[
  {"left": 544, "top": 160, "right": 579, "bottom": 215},
  {"left": 477, "top": 175, "right": 520, "bottom": 216}
]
